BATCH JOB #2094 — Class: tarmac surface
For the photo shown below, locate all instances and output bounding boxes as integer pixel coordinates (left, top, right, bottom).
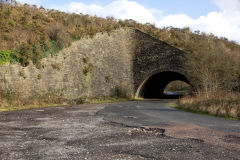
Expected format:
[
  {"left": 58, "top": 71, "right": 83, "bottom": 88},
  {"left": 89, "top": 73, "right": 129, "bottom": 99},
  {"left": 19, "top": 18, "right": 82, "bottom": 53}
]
[
  {"left": 0, "top": 100, "right": 239, "bottom": 160},
  {"left": 99, "top": 100, "right": 240, "bottom": 132}
]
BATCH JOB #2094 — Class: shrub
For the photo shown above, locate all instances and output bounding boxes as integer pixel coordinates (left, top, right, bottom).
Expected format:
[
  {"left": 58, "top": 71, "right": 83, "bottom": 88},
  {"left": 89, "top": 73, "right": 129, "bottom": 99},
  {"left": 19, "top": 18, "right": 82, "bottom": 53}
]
[
  {"left": 185, "top": 43, "right": 240, "bottom": 93},
  {"left": 18, "top": 42, "right": 33, "bottom": 66},
  {"left": 37, "top": 74, "right": 42, "bottom": 79},
  {"left": 32, "top": 44, "right": 43, "bottom": 65},
  {"left": 83, "top": 57, "right": 90, "bottom": 63},
  {"left": 51, "top": 63, "right": 61, "bottom": 70},
  {"left": 19, "top": 70, "right": 26, "bottom": 78},
  {"left": 105, "top": 75, "right": 113, "bottom": 83},
  {"left": 8, "top": 19, "right": 16, "bottom": 27},
  {"left": 0, "top": 49, "right": 11, "bottom": 65},
  {"left": 73, "top": 98, "right": 85, "bottom": 105},
  {"left": 165, "top": 80, "right": 191, "bottom": 94},
  {"left": 47, "top": 23, "right": 71, "bottom": 49},
  {"left": 83, "top": 63, "right": 93, "bottom": 75}
]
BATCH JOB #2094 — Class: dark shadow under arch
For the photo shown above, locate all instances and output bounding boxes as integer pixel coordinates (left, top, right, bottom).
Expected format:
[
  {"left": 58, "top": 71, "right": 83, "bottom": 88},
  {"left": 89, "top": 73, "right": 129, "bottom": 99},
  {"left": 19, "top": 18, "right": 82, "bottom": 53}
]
[{"left": 139, "top": 71, "right": 189, "bottom": 99}]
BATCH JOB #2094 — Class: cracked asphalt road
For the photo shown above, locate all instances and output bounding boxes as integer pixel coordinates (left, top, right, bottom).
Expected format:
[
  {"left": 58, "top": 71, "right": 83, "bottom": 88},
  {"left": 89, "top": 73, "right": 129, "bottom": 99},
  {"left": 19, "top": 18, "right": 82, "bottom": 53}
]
[
  {"left": 99, "top": 100, "right": 240, "bottom": 132},
  {"left": 0, "top": 100, "right": 239, "bottom": 160}
]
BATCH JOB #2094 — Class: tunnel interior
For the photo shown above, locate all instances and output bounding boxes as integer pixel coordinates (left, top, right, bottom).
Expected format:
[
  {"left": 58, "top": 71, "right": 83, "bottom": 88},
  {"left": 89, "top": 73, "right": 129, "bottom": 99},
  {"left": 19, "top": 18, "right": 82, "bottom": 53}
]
[{"left": 139, "top": 71, "right": 189, "bottom": 99}]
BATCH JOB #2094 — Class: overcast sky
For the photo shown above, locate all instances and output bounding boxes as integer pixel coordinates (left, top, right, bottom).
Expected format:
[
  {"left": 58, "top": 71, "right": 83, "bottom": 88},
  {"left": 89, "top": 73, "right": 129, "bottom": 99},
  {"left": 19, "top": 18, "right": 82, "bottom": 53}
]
[{"left": 17, "top": 0, "right": 240, "bottom": 43}]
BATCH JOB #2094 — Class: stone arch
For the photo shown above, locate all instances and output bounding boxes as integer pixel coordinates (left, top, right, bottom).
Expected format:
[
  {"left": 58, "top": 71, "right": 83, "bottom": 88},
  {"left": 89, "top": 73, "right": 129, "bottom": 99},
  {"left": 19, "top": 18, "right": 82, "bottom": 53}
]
[{"left": 135, "top": 71, "right": 189, "bottom": 98}]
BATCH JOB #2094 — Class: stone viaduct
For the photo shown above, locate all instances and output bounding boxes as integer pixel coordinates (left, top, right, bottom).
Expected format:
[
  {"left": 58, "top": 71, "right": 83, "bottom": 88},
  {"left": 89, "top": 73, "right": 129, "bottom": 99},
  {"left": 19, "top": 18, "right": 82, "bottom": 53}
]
[{"left": 0, "top": 28, "right": 188, "bottom": 99}]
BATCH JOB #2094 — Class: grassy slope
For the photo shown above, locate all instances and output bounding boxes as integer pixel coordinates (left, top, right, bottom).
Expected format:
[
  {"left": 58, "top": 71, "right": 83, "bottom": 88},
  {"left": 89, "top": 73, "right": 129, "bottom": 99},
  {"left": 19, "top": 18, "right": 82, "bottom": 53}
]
[
  {"left": 1, "top": 1, "right": 240, "bottom": 67},
  {"left": 0, "top": 1, "right": 240, "bottom": 115}
]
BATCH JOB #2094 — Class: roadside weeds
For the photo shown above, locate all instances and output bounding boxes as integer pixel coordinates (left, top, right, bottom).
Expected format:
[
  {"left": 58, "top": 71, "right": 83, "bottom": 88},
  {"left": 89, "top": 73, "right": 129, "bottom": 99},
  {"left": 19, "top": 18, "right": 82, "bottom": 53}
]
[{"left": 0, "top": 94, "right": 131, "bottom": 112}]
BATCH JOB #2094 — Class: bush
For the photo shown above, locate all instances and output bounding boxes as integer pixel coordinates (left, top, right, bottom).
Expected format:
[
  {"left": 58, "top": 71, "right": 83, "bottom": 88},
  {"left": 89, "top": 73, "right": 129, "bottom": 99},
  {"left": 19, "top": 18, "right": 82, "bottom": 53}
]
[
  {"left": 185, "top": 44, "right": 240, "bottom": 92},
  {"left": 51, "top": 63, "right": 61, "bottom": 70},
  {"left": 18, "top": 42, "right": 33, "bottom": 66},
  {"left": 73, "top": 98, "right": 85, "bottom": 105},
  {"left": 0, "top": 49, "right": 11, "bottom": 65},
  {"left": 83, "top": 63, "right": 93, "bottom": 75},
  {"left": 47, "top": 23, "right": 71, "bottom": 49},
  {"left": 165, "top": 80, "right": 191, "bottom": 94},
  {"left": 179, "top": 91, "right": 240, "bottom": 119}
]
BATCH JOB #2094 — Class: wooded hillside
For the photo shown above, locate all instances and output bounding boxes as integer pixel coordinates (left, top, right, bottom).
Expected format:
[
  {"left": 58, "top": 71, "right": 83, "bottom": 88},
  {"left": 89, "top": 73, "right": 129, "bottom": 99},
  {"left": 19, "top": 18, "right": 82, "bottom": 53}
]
[{"left": 1, "top": 0, "right": 240, "bottom": 93}]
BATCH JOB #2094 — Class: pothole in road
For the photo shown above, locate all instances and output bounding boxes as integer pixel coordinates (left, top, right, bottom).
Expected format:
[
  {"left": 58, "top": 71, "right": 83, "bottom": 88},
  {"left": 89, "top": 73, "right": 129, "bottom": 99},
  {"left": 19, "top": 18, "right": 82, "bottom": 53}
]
[
  {"left": 127, "top": 126, "right": 165, "bottom": 136},
  {"left": 188, "top": 138, "right": 204, "bottom": 143},
  {"left": 35, "top": 110, "right": 45, "bottom": 112},
  {"left": 123, "top": 116, "right": 137, "bottom": 119},
  {"left": 223, "top": 135, "right": 240, "bottom": 144},
  {"left": 35, "top": 117, "right": 52, "bottom": 121}
]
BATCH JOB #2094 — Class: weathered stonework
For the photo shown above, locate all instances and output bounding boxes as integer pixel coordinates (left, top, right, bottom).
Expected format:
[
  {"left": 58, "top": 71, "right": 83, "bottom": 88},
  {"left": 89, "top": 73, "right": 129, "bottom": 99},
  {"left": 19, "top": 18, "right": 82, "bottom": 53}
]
[{"left": 0, "top": 28, "right": 187, "bottom": 99}]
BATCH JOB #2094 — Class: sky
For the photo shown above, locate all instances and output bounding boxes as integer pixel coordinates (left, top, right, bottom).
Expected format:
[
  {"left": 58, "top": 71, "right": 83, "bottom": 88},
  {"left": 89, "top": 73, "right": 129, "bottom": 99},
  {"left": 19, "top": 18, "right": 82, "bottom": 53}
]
[{"left": 17, "top": 0, "right": 240, "bottom": 43}]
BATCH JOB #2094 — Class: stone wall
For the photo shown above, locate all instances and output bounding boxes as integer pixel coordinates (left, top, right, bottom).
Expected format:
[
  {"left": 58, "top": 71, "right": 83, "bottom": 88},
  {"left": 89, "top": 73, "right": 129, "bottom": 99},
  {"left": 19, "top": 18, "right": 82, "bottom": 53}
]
[{"left": 0, "top": 28, "right": 187, "bottom": 99}]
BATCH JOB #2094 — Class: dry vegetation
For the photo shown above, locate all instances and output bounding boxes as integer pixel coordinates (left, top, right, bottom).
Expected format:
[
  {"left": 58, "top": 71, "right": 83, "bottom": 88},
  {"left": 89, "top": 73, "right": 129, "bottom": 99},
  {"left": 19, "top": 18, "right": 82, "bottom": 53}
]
[
  {"left": 0, "top": 90, "right": 128, "bottom": 112},
  {"left": 165, "top": 81, "right": 191, "bottom": 94},
  {"left": 0, "top": 0, "right": 240, "bottom": 116},
  {"left": 179, "top": 91, "right": 240, "bottom": 119},
  {"left": 0, "top": 90, "right": 68, "bottom": 111}
]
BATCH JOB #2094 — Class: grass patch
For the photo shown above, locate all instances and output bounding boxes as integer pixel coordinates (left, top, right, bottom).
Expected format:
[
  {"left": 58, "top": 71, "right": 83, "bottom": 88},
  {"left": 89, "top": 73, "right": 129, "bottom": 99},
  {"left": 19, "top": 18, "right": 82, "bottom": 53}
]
[
  {"left": 0, "top": 103, "right": 68, "bottom": 112},
  {"left": 0, "top": 91, "right": 131, "bottom": 113},
  {"left": 170, "top": 91, "right": 240, "bottom": 120},
  {"left": 170, "top": 103, "right": 240, "bottom": 120},
  {"left": 84, "top": 96, "right": 131, "bottom": 104},
  {"left": 0, "top": 90, "right": 68, "bottom": 112},
  {"left": 0, "top": 49, "right": 11, "bottom": 65}
]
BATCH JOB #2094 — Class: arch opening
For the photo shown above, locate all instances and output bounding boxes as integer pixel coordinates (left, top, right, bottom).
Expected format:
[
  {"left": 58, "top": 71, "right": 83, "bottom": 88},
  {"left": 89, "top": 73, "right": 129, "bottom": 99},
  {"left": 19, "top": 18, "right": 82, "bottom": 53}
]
[{"left": 138, "top": 71, "right": 190, "bottom": 99}]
